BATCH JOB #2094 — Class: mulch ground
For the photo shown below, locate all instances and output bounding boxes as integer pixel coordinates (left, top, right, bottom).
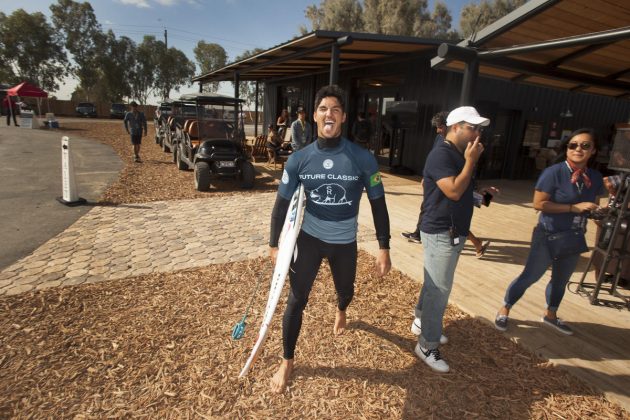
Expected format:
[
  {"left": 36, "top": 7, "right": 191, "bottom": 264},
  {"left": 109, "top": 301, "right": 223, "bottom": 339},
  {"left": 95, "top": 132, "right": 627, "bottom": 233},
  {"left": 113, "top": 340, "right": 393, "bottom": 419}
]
[
  {"left": 1, "top": 253, "right": 626, "bottom": 419},
  {"left": 59, "top": 121, "right": 279, "bottom": 204},
  {"left": 0, "top": 121, "right": 628, "bottom": 418}
]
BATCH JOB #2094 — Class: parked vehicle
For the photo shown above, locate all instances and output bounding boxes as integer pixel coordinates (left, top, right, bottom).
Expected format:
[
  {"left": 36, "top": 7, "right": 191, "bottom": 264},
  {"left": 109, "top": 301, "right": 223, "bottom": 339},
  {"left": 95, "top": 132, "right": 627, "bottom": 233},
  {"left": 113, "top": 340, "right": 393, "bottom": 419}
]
[
  {"left": 160, "top": 99, "right": 197, "bottom": 153},
  {"left": 154, "top": 100, "right": 172, "bottom": 145},
  {"left": 76, "top": 102, "right": 97, "bottom": 118},
  {"left": 109, "top": 103, "right": 127, "bottom": 119},
  {"left": 173, "top": 93, "right": 254, "bottom": 191}
]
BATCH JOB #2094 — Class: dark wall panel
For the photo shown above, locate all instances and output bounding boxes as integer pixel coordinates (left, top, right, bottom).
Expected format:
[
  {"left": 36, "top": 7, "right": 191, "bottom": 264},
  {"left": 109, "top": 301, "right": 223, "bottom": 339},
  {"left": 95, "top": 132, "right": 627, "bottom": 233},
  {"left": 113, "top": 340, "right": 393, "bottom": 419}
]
[{"left": 263, "top": 54, "right": 630, "bottom": 178}]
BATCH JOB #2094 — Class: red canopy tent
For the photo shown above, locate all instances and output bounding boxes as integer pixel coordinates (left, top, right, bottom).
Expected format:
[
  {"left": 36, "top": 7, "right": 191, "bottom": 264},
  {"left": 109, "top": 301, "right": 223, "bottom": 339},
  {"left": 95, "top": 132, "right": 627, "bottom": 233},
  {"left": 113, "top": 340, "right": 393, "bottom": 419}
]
[
  {"left": 7, "top": 82, "right": 48, "bottom": 98},
  {"left": 6, "top": 81, "right": 49, "bottom": 119}
]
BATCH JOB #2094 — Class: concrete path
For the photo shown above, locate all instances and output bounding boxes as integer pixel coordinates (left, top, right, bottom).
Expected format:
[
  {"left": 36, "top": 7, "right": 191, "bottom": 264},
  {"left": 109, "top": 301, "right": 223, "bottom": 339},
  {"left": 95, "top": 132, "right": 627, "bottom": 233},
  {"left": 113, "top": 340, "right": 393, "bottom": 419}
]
[{"left": 0, "top": 125, "right": 122, "bottom": 270}]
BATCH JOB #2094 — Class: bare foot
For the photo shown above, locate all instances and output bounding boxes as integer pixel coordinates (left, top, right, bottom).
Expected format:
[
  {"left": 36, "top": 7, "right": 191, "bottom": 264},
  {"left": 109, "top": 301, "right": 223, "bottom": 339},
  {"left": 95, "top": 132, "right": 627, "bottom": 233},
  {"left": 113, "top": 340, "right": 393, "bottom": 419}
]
[
  {"left": 270, "top": 359, "right": 293, "bottom": 393},
  {"left": 334, "top": 309, "right": 347, "bottom": 335}
]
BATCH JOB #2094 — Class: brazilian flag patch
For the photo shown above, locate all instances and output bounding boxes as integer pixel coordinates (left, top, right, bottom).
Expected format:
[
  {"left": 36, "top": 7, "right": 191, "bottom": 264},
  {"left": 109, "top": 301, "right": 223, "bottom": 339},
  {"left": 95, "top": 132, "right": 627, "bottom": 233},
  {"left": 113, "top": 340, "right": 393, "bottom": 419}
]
[{"left": 369, "top": 172, "right": 382, "bottom": 187}]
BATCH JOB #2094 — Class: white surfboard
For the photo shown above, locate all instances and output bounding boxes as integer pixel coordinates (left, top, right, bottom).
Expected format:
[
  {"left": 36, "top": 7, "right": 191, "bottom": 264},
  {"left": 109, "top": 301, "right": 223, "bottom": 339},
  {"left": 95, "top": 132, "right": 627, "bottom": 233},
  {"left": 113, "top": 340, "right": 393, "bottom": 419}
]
[{"left": 239, "top": 183, "right": 306, "bottom": 378}]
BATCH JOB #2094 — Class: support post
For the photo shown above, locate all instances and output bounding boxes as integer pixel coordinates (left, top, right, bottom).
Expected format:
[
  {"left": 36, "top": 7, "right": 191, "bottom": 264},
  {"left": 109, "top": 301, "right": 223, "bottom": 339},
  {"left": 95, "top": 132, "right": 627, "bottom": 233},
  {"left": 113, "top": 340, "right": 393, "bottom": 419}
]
[
  {"left": 254, "top": 81, "right": 260, "bottom": 138},
  {"left": 234, "top": 72, "right": 240, "bottom": 136},
  {"left": 460, "top": 58, "right": 479, "bottom": 105},
  {"left": 329, "top": 43, "right": 340, "bottom": 85}
]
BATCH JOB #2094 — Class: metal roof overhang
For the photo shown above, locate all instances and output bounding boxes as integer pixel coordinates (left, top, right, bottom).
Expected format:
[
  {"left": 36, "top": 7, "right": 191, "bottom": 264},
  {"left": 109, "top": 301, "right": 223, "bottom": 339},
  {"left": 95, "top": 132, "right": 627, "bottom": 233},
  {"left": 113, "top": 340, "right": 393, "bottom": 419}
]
[
  {"left": 192, "top": 30, "right": 441, "bottom": 84},
  {"left": 431, "top": 0, "right": 630, "bottom": 99}
]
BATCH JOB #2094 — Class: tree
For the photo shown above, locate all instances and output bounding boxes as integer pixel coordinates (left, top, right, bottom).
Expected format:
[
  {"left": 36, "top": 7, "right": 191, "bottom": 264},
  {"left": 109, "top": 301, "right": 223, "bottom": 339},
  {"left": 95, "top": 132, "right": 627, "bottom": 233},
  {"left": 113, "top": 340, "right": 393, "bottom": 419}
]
[
  {"left": 0, "top": 9, "right": 67, "bottom": 91},
  {"left": 95, "top": 31, "right": 136, "bottom": 102},
  {"left": 459, "top": 0, "right": 526, "bottom": 39},
  {"left": 414, "top": 1, "right": 459, "bottom": 40},
  {"left": 300, "top": 0, "right": 457, "bottom": 39},
  {"left": 131, "top": 35, "right": 195, "bottom": 102},
  {"left": 363, "top": 0, "right": 429, "bottom": 36},
  {"left": 50, "top": 0, "right": 104, "bottom": 100},
  {"left": 129, "top": 36, "right": 157, "bottom": 104},
  {"left": 303, "top": 0, "right": 364, "bottom": 32},
  {"left": 193, "top": 41, "right": 227, "bottom": 93},
  {"left": 155, "top": 46, "right": 196, "bottom": 100}
]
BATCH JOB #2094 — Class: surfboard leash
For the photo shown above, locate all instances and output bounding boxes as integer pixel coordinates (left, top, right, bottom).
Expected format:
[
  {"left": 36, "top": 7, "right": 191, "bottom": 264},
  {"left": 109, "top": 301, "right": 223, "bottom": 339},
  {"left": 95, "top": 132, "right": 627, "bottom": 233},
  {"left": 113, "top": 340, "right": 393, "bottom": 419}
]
[{"left": 231, "top": 269, "right": 265, "bottom": 340}]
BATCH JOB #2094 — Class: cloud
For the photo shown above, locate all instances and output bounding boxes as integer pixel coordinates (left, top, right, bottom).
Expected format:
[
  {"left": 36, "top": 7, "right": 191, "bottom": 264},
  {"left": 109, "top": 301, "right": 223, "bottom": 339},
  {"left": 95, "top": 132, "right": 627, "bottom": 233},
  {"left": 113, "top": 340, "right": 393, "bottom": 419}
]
[
  {"left": 118, "top": 0, "right": 151, "bottom": 8},
  {"left": 154, "top": 0, "right": 201, "bottom": 6}
]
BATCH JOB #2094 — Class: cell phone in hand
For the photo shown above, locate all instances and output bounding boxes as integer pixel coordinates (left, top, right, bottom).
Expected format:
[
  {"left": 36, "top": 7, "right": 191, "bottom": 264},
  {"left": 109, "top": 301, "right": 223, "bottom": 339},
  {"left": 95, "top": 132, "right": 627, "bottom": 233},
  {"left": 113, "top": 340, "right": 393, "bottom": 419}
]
[{"left": 483, "top": 191, "right": 493, "bottom": 207}]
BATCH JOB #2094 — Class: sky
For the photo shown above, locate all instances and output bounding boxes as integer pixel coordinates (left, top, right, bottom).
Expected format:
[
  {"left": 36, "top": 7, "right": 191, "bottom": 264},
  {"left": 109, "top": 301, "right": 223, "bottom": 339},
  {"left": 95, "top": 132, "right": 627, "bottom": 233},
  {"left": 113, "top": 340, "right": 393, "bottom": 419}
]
[{"left": 1, "top": 0, "right": 470, "bottom": 104}]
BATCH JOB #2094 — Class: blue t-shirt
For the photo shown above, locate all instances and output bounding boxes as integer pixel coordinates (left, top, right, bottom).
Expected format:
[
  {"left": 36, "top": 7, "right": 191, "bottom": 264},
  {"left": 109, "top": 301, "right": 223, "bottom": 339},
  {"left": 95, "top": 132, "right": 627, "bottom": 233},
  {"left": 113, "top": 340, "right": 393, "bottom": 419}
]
[
  {"left": 421, "top": 141, "right": 474, "bottom": 235},
  {"left": 536, "top": 161, "right": 604, "bottom": 233},
  {"left": 124, "top": 111, "right": 147, "bottom": 136},
  {"left": 432, "top": 133, "right": 444, "bottom": 149},
  {"left": 278, "top": 138, "right": 384, "bottom": 244}
]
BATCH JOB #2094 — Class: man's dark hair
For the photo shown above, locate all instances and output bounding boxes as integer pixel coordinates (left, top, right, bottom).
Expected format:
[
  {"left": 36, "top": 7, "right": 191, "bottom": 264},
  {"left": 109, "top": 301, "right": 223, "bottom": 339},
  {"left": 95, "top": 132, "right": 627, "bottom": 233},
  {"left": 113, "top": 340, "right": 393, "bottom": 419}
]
[
  {"left": 431, "top": 111, "right": 448, "bottom": 128},
  {"left": 314, "top": 85, "right": 345, "bottom": 112}
]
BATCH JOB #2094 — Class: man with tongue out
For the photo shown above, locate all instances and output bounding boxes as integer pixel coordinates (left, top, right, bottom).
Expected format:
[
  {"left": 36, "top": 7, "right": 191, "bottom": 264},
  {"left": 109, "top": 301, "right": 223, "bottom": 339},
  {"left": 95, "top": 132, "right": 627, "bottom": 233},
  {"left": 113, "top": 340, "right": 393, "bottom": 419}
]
[{"left": 268, "top": 85, "right": 392, "bottom": 393}]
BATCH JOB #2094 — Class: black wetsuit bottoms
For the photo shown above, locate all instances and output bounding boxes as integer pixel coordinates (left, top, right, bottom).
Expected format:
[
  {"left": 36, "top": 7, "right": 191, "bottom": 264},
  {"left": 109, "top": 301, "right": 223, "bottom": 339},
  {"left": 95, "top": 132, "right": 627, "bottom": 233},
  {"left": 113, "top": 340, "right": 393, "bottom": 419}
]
[{"left": 282, "top": 230, "right": 357, "bottom": 359}]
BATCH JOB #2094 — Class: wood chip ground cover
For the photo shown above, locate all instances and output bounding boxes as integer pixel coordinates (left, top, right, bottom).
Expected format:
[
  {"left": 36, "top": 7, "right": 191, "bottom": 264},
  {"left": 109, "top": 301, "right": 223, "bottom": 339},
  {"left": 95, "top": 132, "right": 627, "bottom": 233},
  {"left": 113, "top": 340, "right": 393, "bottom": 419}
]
[
  {"left": 59, "top": 122, "right": 280, "bottom": 204},
  {"left": 0, "top": 122, "right": 627, "bottom": 418},
  {"left": 1, "top": 255, "right": 626, "bottom": 418}
]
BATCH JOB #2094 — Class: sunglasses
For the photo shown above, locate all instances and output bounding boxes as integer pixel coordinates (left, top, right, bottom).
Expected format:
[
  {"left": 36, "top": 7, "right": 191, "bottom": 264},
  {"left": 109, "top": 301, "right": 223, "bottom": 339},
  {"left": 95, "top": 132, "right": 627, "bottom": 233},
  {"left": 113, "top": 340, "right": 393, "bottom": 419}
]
[
  {"left": 463, "top": 123, "right": 484, "bottom": 133},
  {"left": 567, "top": 142, "right": 593, "bottom": 150}
]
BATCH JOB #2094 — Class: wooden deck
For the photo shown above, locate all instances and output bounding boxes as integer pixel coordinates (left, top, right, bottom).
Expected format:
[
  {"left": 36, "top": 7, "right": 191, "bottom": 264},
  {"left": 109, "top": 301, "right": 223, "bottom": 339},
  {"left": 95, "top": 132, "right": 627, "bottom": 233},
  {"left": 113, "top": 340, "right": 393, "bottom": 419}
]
[{"left": 357, "top": 173, "right": 630, "bottom": 412}]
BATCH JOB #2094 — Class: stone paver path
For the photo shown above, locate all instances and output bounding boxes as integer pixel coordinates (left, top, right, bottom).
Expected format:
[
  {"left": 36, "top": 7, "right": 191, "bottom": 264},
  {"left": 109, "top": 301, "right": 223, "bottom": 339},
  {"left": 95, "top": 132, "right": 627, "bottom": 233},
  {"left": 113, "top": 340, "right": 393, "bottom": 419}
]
[{"left": 0, "top": 192, "right": 375, "bottom": 296}]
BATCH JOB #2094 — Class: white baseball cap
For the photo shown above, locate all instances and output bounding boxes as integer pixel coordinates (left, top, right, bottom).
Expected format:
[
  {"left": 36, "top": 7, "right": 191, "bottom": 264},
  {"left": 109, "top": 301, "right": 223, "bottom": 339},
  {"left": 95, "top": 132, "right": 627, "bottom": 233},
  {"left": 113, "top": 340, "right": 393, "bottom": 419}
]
[{"left": 446, "top": 106, "right": 490, "bottom": 127}]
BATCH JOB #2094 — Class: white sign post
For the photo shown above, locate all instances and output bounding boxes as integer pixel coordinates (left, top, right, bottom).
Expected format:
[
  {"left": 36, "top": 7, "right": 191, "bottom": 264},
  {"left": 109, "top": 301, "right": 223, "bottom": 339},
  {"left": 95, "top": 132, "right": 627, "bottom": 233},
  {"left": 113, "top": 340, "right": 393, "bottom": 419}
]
[{"left": 56, "top": 136, "right": 86, "bottom": 206}]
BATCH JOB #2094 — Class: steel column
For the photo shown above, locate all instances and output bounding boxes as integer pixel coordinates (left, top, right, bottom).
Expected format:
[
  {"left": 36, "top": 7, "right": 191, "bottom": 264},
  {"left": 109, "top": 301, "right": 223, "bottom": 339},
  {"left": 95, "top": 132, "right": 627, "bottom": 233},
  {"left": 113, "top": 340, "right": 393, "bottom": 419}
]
[
  {"left": 329, "top": 43, "right": 340, "bottom": 85},
  {"left": 460, "top": 59, "right": 479, "bottom": 105}
]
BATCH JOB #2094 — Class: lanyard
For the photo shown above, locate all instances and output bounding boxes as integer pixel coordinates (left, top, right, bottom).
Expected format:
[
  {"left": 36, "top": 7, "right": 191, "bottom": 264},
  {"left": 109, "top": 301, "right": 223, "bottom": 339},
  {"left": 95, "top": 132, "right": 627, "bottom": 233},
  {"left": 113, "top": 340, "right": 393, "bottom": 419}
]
[{"left": 564, "top": 161, "right": 584, "bottom": 195}]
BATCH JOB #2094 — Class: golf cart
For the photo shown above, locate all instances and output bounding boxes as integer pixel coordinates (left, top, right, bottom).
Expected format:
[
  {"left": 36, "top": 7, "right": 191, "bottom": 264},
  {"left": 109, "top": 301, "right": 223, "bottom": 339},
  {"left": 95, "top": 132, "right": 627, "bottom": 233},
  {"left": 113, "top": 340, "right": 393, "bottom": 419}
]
[
  {"left": 160, "top": 99, "right": 197, "bottom": 154},
  {"left": 153, "top": 100, "right": 172, "bottom": 145},
  {"left": 173, "top": 93, "right": 254, "bottom": 191}
]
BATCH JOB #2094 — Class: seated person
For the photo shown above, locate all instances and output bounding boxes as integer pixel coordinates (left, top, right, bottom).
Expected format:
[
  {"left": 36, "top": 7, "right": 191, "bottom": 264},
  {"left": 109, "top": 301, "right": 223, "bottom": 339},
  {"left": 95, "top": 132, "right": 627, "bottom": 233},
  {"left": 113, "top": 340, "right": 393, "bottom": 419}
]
[
  {"left": 276, "top": 109, "right": 289, "bottom": 140},
  {"left": 266, "top": 124, "right": 291, "bottom": 163}
]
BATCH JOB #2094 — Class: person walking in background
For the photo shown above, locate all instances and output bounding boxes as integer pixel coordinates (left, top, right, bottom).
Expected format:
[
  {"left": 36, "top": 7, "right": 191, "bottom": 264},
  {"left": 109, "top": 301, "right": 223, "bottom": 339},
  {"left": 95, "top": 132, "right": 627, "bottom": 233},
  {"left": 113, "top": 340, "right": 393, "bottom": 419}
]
[
  {"left": 3, "top": 95, "right": 19, "bottom": 126},
  {"left": 351, "top": 112, "right": 372, "bottom": 148},
  {"left": 494, "top": 128, "right": 604, "bottom": 335},
  {"left": 268, "top": 85, "right": 391, "bottom": 393},
  {"left": 290, "top": 107, "right": 312, "bottom": 151},
  {"left": 123, "top": 101, "right": 147, "bottom": 163},
  {"left": 411, "top": 106, "right": 489, "bottom": 373}
]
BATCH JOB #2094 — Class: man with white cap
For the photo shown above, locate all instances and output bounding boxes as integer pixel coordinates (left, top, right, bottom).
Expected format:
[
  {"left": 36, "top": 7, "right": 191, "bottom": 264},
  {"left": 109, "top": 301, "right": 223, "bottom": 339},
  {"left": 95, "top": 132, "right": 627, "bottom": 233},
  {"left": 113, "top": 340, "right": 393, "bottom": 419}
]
[{"left": 411, "top": 106, "right": 489, "bottom": 373}]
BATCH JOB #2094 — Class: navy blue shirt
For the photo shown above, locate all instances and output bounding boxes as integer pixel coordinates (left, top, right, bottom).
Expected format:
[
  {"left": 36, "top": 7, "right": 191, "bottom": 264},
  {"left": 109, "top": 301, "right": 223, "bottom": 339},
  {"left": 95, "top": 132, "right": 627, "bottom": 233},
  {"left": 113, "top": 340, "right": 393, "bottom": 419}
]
[
  {"left": 278, "top": 137, "right": 384, "bottom": 243},
  {"left": 432, "top": 133, "right": 444, "bottom": 149},
  {"left": 421, "top": 141, "right": 474, "bottom": 235},
  {"left": 124, "top": 111, "right": 147, "bottom": 136},
  {"left": 536, "top": 161, "right": 604, "bottom": 233}
]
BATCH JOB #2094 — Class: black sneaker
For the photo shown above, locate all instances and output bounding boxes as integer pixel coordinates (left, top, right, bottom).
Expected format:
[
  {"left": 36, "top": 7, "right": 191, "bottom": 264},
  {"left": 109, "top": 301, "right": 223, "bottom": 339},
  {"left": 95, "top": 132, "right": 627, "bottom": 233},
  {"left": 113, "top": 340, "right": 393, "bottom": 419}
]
[
  {"left": 494, "top": 314, "right": 508, "bottom": 331},
  {"left": 541, "top": 316, "right": 573, "bottom": 335},
  {"left": 401, "top": 231, "right": 421, "bottom": 243}
]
